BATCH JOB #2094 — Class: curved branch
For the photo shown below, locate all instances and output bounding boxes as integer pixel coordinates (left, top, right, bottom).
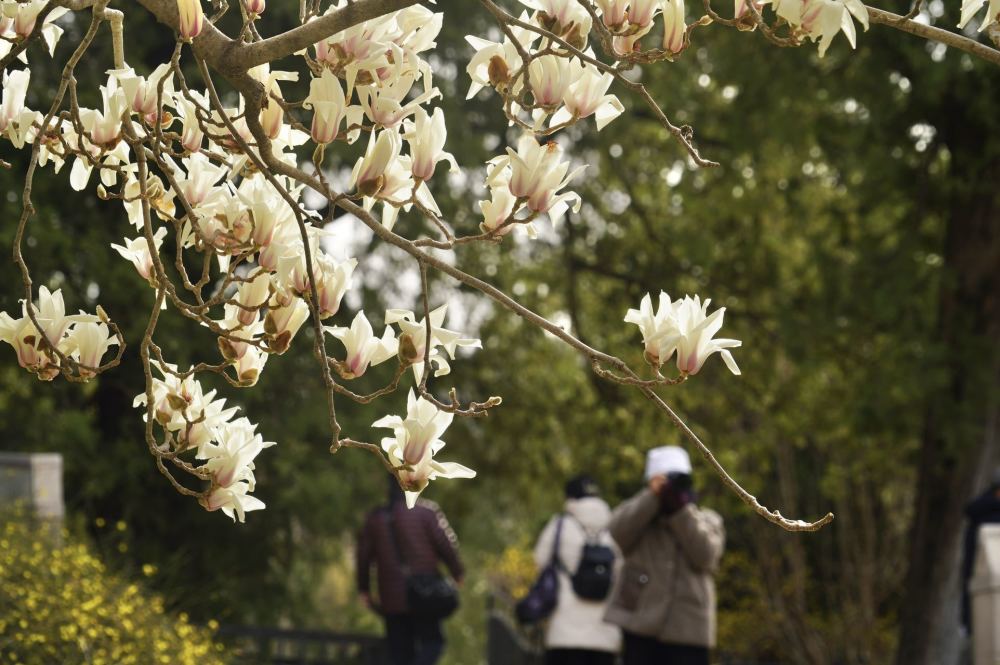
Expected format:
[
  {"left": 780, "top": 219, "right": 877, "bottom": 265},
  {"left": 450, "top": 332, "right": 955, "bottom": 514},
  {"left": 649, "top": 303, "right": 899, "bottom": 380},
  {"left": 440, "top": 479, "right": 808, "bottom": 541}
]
[
  {"left": 240, "top": 0, "right": 423, "bottom": 70},
  {"left": 866, "top": 5, "right": 1000, "bottom": 66},
  {"left": 136, "top": 0, "right": 242, "bottom": 72}
]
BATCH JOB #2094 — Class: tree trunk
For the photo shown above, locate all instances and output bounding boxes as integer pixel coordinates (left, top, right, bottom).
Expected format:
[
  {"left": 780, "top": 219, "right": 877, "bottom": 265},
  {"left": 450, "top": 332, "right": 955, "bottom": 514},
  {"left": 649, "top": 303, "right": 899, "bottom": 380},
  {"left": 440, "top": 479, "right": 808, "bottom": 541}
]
[{"left": 894, "top": 159, "right": 1000, "bottom": 665}]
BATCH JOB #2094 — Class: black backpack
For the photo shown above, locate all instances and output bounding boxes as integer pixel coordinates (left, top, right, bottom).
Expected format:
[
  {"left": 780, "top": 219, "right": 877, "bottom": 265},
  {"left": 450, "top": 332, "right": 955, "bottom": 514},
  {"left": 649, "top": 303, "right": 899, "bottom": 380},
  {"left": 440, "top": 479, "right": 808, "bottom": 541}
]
[{"left": 570, "top": 539, "right": 615, "bottom": 601}]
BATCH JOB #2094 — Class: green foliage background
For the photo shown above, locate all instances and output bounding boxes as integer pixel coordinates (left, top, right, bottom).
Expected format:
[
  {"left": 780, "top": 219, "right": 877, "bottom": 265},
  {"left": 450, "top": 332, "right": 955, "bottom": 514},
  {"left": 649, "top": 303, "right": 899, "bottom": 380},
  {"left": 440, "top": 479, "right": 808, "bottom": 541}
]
[{"left": 0, "top": 1, "right": 997, "bottom": 663}]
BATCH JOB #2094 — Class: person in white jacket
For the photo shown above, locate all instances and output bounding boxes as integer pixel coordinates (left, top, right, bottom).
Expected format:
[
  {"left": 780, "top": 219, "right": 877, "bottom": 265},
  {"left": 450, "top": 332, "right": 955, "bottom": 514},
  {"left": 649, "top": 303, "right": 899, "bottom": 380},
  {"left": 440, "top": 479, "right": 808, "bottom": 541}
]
[{"left": 533, "top": 475, "right": 622, "bottom": 665}]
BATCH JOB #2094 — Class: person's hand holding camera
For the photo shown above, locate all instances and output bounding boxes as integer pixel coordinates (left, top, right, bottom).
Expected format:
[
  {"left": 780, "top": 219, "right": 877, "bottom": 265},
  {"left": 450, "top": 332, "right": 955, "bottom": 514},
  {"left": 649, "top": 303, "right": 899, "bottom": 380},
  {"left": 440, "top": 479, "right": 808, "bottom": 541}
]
[{"left": 649, "top": 473, "right": 694, "bottom": 515}]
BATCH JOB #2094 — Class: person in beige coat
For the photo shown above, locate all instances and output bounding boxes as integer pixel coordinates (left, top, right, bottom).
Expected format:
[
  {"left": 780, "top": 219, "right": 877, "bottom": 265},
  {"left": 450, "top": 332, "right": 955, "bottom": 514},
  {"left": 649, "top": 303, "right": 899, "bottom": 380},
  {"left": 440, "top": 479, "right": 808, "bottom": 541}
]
[
  {"left": 533, "top": 475, "right": 622, "bottom": 665},
  {"left": 604, "top": 446, "right": 725, "bottom": 665}
]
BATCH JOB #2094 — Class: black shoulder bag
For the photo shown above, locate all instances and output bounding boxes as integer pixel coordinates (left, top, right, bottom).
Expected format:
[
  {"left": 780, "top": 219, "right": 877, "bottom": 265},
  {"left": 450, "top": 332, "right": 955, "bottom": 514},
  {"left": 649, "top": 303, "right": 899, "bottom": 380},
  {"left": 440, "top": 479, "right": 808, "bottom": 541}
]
[
  {"left": 515, "top": 515, "right": 564, "bottom": 625},
  {"left": 385, "top": 508, "right": 460, "bottom": 619}
]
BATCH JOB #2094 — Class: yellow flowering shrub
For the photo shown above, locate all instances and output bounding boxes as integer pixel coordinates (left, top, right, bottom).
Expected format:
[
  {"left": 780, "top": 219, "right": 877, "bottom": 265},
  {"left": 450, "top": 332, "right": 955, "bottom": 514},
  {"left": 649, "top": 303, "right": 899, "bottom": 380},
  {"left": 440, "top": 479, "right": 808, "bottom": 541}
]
[
  {"left": 488, "top": 545, "right": 537, "bottom": 601},
  {"left": 0, "top": 512, "right": 227, "bottom": 665}
]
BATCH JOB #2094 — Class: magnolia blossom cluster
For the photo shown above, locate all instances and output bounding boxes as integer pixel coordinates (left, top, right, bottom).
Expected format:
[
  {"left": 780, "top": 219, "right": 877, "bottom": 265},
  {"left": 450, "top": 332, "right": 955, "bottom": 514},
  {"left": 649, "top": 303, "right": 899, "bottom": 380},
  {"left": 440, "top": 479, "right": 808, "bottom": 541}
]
[
  {"left": 0, "top": 0, "right": 67, "bottom": 61},
  {"left": 305, "top": 2, "right": 456, "bottom": 231},
  {"left": 626, "top": 292, "right": 743, "bottom": 376},
  {"left": 0, "top": 287, "right": 117, "bottom": 381},
  {"left": 467, "top": 2, "right": 627, "bottom": 124},
  {"left": 0, "top": 1, "right": 492, "bottom": 518},
  {"left": 768, "top": 0, "right": 869, "bottom": 57},
  {"left": 374, "top": 391, "right": 476, "bottom": 507},
  {"left": 592, "top": 0, "right": 689, "bottom": 53},
  {"left": 135, "top": 362, "right": 274, "bottom": 522},
  {"left": 0, "top": 0, "right": 760, "bottom": 522}
]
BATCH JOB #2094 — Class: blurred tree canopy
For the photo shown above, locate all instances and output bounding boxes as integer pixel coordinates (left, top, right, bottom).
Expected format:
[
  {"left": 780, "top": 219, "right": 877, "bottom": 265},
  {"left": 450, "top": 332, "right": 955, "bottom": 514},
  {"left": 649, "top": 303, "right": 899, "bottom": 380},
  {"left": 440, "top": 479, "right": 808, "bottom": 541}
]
[{"left": 0, "top": 1, "right": 997, "bottom": 664}]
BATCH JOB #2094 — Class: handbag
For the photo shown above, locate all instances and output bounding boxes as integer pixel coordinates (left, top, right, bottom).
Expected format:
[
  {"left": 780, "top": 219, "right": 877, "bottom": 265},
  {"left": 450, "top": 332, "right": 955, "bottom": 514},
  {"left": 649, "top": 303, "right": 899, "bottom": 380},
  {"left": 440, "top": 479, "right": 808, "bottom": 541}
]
[
  {"left": 385, "top": 508, "right": 460, "bottom": 619},
  {"left": 515, "top": 515, "right": 564, "bottom": 625}
]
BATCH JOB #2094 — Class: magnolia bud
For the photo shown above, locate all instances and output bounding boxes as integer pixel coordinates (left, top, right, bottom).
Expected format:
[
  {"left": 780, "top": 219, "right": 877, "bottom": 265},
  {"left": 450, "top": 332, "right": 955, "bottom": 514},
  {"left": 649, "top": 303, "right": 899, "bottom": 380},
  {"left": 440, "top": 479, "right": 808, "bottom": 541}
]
[
  {"left": 246, "top": 0, "right": 265, "bottom": 14},
  {"left": 176, "top": 0, "right": 205, "bottom": 40}
]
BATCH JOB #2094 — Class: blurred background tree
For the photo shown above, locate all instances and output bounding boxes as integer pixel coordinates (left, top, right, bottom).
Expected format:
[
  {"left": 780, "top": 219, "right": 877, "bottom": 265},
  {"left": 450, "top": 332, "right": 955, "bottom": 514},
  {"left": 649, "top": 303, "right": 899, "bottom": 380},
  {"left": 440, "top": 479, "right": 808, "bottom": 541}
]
[{"left": 0, "top": 1, "right": 997, "bottom": 664}]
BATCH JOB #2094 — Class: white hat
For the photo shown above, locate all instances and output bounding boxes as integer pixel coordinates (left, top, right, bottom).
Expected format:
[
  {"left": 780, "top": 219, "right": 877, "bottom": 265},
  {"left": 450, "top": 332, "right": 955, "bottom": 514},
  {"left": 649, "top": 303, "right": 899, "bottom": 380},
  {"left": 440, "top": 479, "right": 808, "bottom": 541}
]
[{"left": 644, "top": 446, "right": 692, "bottom": 480}]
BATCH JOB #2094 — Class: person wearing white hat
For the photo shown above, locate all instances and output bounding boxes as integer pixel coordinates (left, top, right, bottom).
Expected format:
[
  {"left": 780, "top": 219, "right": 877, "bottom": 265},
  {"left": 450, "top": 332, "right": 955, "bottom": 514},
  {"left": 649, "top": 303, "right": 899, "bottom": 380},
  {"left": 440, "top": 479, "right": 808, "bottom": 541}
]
[{"left": 603, "top": 446, "right": 725, "bottom": 665}]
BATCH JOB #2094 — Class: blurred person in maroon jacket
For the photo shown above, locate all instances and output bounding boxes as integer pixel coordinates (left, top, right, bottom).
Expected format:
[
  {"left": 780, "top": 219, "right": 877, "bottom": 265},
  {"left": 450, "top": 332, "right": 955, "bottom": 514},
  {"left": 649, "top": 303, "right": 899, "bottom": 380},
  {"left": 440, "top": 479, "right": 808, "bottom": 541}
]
[{"left": 357, "top": 477, "right": 465, "bottom": 665}]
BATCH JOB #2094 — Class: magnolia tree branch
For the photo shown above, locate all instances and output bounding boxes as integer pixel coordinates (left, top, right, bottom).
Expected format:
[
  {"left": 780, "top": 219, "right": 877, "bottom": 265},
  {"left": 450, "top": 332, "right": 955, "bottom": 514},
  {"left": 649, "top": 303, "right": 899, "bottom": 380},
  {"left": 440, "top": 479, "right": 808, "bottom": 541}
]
[
  {"left": 866, "top": 5, "right": 1000, "bottom": 65},
  {"left": 108, "top": 0, "right": 837, "bottom": 530},
  {"left": 212, "top": 70, "right": 834, "bottom": 530},
  {"left": 240, "top": 0, "right": 424, "bottom": 69},
  {"left": 24, "top": 0, "right": 999, "bottom": 531}
]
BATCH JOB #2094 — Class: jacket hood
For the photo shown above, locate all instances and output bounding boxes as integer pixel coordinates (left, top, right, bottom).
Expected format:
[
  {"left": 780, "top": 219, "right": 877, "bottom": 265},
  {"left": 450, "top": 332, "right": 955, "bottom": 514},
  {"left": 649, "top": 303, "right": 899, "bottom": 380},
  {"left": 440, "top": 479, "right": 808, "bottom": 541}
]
[{"left": 564, "top": 496, "right": 612, "bottom": 533}]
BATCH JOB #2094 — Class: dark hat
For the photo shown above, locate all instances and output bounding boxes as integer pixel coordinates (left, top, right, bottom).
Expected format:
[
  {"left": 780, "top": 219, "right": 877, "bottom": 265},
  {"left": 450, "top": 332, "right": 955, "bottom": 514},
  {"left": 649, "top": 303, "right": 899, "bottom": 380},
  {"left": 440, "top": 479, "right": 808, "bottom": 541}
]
[{"left": 565, "top": 474, "right": 600, "bottom": 499}]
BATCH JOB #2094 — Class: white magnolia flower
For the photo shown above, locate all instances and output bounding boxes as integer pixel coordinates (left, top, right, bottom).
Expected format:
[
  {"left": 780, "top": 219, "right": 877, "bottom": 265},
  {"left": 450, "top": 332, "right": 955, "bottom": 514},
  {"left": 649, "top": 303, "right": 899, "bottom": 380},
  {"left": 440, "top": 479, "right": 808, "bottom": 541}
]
[
  {"left": 173, "top": 89, "right": 209, "bottom": 153},
  {"left": 403, "top": 107, "right": 458, "bottom": 181},
  {"left": 386, "top": 304, "right": 482, "bottom": 379},
  {"left": 625, "top": 292, "right": 742, "bottom": 375},
  {"left": 314, "top": 4, "right": 398, "bottom": 91},
  {"left": 176, "top": 152, "right": 228, "bottom": 210},
  {"left": 314, "top": 255, "right": 357, "bottom": 319},
  {"left": 358, "top": 74, "right": 441, "bottom": 128},
  {"left": 551, "top": 60, "right": 624, "bottom": 130},
  {"left": 30, "top": 286, "right": 100, "bottom": 346},
  {"left": 111, "top": 227, "right": 168, "bottom": 285},
  {"left": 203, "top": 482, "right": 265, "bottom": 523},
  {"left": 121, "top": 172, "right": 176, "bottom": 230},
  {"left": 624, "top": 291, "right": 679, "bottom": 365},
  {"left": 394, "top": 5, "right": 444, "bottom": 56},
  {"left": 0, "top": 69, "right": 37, "bottom": 146},
  {"left": 630, "top": 0, "right": 662, "bottom": 27},
  {"left": 264, "top": 289, "right": 309, "bottom": 352},
  {"left": 528, "top": 55, "right": 573, "bottom": 108},
  {"left": 134, "top": 364, "right": 240, "bottom": 452},
  {"left": 773, "top": 0, "right": 868, "bottom": 57},
  {"left": 0, "top": 313, "right": 52, "bottom": 378},
  {"left": 249, "top": 64, "right": 298, "bottom": 140},
  {"left": 234, "top": 345, "right": 268, "bottom": 385},
  {"left": 176, "top": 0, "right": 204, "bottom": 40},
  {"left": 465, "top": 19, "right": 541, "bottom": 99},
  {"left": 0, "top": 286, "right": 92, "bottom": 380},
  {"left": 213, "top": 300, "right": 264, "bottom": 365},
  {"left": 595, "top": 0, "right": 630, "bottom": 27},
  {"left": 670, "top": 295, "right": 742, "bottom": 375},
  {"left": 302, "top": 69, "right": 351, "bottom": 144},
  {"left": 65, "top": 321, "right": 117, "bottom": 377},
  {"left": 235, "top": 176, "right": 298, "bottom": 249},
  {"left": 521, "top": 0, "right": 593, "bottom": 36},
  {"left": 478, "top": 184, "right": 522, "bottom": 237},
  {"left": 199, "top": 417, "right": 275, "bottom": 489},
  {"left": 959, "top": 0, "right": 1000, "bottom": 30},
  {"left": 2, "top": 0, "right": 67, "bottom": 56},
  {"left": 113, "top": 64, "right": 174, "bottom": 122},
  {"left": 325, "top": 310, "right": 398, "bottom": 379},
  {"left": 234, "top": 269, "right": 272, "bottom": 326},
  {"left": 490, "top": 134, "right": 585, "bottom": 223},
  {"left": 246, "top": 0, "right": 265, "bottom": 15},
  {"left": 661, "top": 0, "right": 687, "bottom": 53},
  {"left": 351, "top": 129, "right": 403, "bottom": 196},
  {"left": 373, "top": 391, "right": 476, "bottom": 507},
  {"left": 70, "top": 83, "right": 130, "bottom": 191}
]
